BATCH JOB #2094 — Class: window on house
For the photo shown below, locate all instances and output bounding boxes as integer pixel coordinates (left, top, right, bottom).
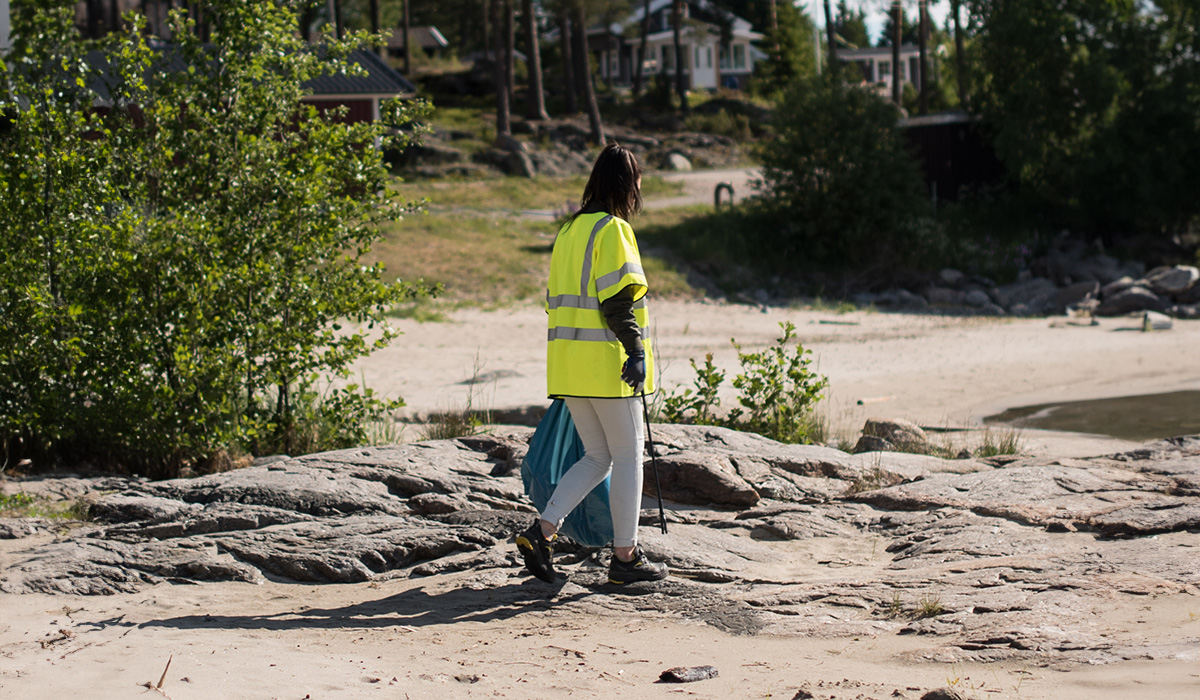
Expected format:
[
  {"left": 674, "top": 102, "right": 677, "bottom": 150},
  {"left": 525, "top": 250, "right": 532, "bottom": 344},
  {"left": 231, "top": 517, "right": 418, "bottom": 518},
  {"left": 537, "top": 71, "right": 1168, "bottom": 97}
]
[
  {"left": 706, "top": 47, "right": 712, "bottom": 68},
  {"left": 732, "top": 44, "right": 745, "bottom": 70},
  {"left": 898, "top": 60, "right": 906, "bottom": 81},
  {"left": 719, "top": 47, "right": 729, "bottom": 70},
  {"left": 695, "top": 46, "right": 701, "bottom": 69},
  {"left": 879, "top": 61, "right": 891, "bottom": 80}
]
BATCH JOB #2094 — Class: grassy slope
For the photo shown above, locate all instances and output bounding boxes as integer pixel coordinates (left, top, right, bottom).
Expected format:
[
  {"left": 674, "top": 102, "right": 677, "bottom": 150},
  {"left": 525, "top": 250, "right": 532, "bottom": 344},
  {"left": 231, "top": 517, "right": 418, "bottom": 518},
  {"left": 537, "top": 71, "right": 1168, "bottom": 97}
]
[{"left": 373, "top": 175, "right": 700, "bottom": 312}]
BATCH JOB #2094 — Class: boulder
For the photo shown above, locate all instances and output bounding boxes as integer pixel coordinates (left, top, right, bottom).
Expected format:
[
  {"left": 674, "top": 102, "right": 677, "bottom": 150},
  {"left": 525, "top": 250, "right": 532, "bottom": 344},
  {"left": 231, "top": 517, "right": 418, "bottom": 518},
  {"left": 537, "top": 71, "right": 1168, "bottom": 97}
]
[
  {"left": 650, "top": 452, "right": 760, "bottom": 508},
  {"left": 1176, "top": 282, "right": 1200, "bottom": 304},
  {"left": 894, "top": 288, "right": 930, "bottom": 310},
  {"left": 852, "top": 435, "right": 894, "bottom": 454},
  {"left": 1144, "top": 265, "right": 1199, "bottom": 296},
  {"left": 1172, "top": 303, "right": 1200, "bottom": 320},
  {"left": 505, "top": 151, "right": 537, "bottom": 178},
  {"left": 1100, "top": 275, "right": 1136, "bottom": 298},
  {"left": 863, "top": 418, "right": 928, "bottom": 448},
  {"left": 924, "top": 286, "right": 964, "bottom": 307},
  {"left": 664, "top": 152, "right": 693, "bottom": 171},
  {"left": 963, "top": 289, "right": 991, "bottom": 308},
  {"left": 1052, "top": 280, "right": 1100, "bottom": 312},
  {"left": 1095, "top": 286, "right": 1168, "bottom": 316},
  {"left": 994, "top": 278, "right": 1057, "bottom": 314},
  {"left": 493, "top": 134, "right": 527, "bottom": 153}
]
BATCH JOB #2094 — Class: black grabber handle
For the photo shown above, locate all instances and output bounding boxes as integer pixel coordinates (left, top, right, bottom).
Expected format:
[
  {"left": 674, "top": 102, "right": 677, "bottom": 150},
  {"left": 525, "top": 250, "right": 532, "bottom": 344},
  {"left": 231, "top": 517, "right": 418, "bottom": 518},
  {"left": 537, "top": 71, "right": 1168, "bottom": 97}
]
[{"left": 639, "top": 390, "right": 668, "bottom": 535}]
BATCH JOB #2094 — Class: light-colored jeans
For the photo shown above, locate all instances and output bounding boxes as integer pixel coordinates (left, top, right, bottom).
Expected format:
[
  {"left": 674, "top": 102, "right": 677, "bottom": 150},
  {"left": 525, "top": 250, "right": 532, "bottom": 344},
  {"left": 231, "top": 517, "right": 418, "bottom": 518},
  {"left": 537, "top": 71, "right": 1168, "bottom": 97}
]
[{"left": 540, "top": 396, "right": 645, "bottom": 548}]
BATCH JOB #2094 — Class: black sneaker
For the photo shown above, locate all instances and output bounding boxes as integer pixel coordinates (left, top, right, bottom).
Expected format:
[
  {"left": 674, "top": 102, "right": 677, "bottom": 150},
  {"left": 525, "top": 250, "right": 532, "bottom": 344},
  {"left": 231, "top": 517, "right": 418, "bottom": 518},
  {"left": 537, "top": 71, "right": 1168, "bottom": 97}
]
[
  {"left": 515, "top": 520, "right": 557, "bottom": 583},
  {"left": 607, "top": 546, "right": 668, "bottom": 585}
]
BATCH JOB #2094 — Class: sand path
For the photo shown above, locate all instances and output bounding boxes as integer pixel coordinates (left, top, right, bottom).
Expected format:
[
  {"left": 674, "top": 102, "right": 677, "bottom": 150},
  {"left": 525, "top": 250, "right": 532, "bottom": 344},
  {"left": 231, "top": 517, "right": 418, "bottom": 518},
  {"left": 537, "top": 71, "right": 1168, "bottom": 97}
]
[{"left": 356, "top": 301, "right": 1200, "bottom": 456}]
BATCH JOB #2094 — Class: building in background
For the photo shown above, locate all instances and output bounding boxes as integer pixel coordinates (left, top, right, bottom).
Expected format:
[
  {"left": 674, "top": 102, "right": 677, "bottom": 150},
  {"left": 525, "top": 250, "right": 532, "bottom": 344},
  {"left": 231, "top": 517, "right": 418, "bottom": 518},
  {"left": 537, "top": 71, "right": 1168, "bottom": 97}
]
[{"left": 837, "top": 45, "right": 923, "bottom": 97}]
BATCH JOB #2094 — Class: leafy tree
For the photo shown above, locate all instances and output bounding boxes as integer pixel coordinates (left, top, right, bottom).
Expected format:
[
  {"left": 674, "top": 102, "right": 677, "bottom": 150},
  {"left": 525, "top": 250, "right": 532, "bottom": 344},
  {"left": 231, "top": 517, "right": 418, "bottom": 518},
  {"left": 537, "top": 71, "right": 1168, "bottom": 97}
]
[
  {"left": 968, "top": 0, "right": 1200, "bottom": 236},
  {"left": 834, "top": 0, "right": 869, "bottom": 48},
  {"left": 878, "top": 1, "right": 918, "bottom": 47},
  {"left": 756, "top": 73, "right": 927, "bottom": 268},
  {"left": 749, "top": 0, "right": 818, "bottom": 97},
  {"left": 0, "top": 0, "right": 426, "bottom": 475}
]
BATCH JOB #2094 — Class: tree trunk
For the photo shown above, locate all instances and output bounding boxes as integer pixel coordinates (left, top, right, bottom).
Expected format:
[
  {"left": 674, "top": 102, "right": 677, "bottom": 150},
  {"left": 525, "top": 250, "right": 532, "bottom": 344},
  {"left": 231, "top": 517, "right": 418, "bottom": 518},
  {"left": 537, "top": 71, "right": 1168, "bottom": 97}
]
[
  {"left": 491, "top": 0, "right": 512, "bottom": 139},
  {"left": 110, "top": 0, "right": 121, "bottom": 32},
  {"left": 560, "top": 14, "right": 578, "bottom": 114},
  {"left": 523, "top": 0, "right": 549, "bottom": 120},
  {"left": 952, "top": 0, "right": 969, "bottom": 109},
  {"left": 403, "top": 0, "right": 412, "bottom": 74},
  {"left": 891, "top": 1, "right": 902, "bottom": 106},
  {"left": 918, "top": 0, "right": 928, "bottom": 114},
  {"left": 88, "top": 0, "right": 104, "bottom": 38},
  {"left": 672, "top": 0, "right": 687, "bottom": 113},
  {"left": 572, "top": 4, "right": 604, "bottom": 145},
  {"left": 504, "top": 0, "right": 516, "bottom": 109},
  {"left": 300, "top": 6, "right": 318, "bottom": 43},
  {"left": 369, "top": 0, "right": 382, "bottom": 56},
  {"left": 633, "top": 0, "right": 651, "bottom": 96},
  {"left": 483, "top": 0, "right": 491, "bottom": 57},
  {"left": 327, "top": 0, "right": 343, "bottom": 40},
  {"left": 823, "top": 0, "right": 837, "bottom": 76}
]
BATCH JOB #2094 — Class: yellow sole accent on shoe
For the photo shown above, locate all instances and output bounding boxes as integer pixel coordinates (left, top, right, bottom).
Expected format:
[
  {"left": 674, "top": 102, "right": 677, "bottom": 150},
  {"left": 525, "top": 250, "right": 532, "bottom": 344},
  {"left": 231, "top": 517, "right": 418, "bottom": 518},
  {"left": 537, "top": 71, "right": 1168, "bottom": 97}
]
[{"left": 608, "top": 578, "right": 625, "bottom": 585}]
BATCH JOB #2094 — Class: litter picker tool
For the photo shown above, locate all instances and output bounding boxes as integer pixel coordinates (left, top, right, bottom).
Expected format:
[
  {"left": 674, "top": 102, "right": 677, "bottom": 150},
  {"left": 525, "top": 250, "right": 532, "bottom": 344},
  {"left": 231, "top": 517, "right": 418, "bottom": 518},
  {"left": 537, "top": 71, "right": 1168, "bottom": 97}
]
[{"left": 639, "top": 389, "right": 668, "bottom": 535}]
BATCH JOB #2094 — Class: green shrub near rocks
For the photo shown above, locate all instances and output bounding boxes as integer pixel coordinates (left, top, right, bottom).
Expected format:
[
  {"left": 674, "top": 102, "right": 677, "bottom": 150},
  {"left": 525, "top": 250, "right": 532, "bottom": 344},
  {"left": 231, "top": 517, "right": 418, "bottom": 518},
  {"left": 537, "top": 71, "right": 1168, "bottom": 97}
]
[
  {"left": 756, "top": 73, "right": 930, "bottom": 270},
  {"left": 0, "top": 1, "right": 426, "bottom": 477}
]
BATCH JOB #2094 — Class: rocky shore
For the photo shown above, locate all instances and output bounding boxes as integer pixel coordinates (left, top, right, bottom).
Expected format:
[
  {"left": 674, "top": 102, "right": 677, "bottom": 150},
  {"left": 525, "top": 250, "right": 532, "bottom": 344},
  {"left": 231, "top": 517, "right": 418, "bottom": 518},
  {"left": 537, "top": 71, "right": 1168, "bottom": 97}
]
[{"left": 4, "top": 425, "right": 1197, "bottom": 674}]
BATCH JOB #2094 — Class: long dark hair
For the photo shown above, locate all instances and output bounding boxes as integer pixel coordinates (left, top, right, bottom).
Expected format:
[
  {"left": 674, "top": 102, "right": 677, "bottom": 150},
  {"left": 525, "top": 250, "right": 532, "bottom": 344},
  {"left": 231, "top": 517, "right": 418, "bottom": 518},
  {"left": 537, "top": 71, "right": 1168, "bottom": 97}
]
[{"left": 573, "top": 143, "right": 643, "bottom": 222}]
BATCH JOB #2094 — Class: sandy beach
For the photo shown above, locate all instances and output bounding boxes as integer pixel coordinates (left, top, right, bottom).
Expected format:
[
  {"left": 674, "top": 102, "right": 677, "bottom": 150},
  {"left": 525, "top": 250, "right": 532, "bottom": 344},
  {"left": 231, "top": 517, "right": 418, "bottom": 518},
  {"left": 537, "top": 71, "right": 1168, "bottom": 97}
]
[
  {"left": 359, "top": 300, "right": 1200, "bottom": 457},
  {"left": 5, "top": 302, "right": 1198, "bottom": 699}
]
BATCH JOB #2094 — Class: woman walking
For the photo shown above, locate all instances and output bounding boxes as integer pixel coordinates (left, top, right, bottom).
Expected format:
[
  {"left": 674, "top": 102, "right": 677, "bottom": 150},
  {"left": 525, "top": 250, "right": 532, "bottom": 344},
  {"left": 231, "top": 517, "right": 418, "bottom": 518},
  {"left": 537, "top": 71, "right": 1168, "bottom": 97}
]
[{"left": 516, "top": 143, "right": 669, "bottom": 586}]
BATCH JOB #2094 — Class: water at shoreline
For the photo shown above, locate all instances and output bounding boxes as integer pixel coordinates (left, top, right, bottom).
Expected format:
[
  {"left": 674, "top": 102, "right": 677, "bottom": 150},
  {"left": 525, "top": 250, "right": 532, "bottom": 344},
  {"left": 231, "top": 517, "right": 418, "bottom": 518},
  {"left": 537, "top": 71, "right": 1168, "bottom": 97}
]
[{"left": 985, "top": 390, "right": 1200, "bottom": 442}]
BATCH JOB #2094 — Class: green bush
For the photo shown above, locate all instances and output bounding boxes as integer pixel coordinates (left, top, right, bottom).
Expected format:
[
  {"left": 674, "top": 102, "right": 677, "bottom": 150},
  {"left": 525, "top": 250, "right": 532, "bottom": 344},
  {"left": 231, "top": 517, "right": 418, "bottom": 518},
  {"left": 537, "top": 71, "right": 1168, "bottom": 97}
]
[
  {"left": 0, "top": 1, "right": 425, "bottom": 476},
  {"left": 756, "top": 73, "right": 929, "bottom": 269},
  {"left": 683, "top": 109, "right": 753, "bottom": 142},
  {"left": 662, "top": 322, "right": 827, "bottom": 444}
]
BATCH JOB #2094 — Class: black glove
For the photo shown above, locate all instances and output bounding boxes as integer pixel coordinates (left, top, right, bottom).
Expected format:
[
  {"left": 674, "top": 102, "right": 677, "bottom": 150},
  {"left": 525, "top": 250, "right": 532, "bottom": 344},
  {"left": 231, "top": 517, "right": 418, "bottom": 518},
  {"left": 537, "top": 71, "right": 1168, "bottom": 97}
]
[{"left": 621, "top": 352, "right": 646, "bottom": 389}]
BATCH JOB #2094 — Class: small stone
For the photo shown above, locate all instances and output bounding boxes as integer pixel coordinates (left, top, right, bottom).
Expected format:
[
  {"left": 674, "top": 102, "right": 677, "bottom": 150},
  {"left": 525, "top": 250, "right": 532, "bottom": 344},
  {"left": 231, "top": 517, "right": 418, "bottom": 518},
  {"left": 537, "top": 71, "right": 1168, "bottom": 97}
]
[{"left": 659, "top": 665, "right": 718, "bottom": 683}]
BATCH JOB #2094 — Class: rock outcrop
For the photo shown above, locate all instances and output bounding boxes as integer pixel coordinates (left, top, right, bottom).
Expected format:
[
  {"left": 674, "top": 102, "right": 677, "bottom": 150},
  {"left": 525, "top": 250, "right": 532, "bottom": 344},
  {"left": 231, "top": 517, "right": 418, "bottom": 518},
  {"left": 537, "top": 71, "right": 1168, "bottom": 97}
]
[{"left": 3, "top": 427, "right": 1198, "bottom": 668}]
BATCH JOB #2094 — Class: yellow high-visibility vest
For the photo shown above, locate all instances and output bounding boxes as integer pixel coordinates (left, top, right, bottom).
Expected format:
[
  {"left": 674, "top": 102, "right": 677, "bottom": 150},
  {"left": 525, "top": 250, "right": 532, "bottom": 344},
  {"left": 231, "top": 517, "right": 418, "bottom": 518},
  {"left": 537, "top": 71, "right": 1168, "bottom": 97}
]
[{"left": 546, "top": 212, "right": 655, "bottom": 398}]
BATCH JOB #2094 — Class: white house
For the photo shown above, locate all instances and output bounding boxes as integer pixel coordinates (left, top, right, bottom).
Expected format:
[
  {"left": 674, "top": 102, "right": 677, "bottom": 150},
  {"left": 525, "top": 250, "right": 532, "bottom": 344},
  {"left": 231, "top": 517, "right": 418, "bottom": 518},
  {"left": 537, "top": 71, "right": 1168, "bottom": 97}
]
[
  {"left": 836, "top": 45, "right": 923, "bottom": 97},
  {"left": 585, "top": 0, "right": 764, "bottom": 91}
]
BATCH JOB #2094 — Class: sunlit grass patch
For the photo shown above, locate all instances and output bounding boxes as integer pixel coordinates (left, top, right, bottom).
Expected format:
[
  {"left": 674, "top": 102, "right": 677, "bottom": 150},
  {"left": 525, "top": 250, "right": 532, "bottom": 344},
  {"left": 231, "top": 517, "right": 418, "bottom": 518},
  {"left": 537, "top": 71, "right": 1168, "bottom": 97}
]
[{"left": 0, "top": 492, "right": 92, "bottom": 521}]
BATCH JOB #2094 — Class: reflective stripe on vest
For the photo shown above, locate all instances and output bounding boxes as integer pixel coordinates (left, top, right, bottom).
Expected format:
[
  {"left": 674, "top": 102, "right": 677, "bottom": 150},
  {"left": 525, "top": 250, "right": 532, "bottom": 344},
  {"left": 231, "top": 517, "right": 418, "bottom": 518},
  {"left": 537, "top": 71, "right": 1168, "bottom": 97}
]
[
  {"left": 547, "top": 327, "right": 617, "bottom": 342},
  {"left": 547, "top": 294, "right": 647, "bottom": 311},
  {"left": 596, "top": 262, "right": 645, "bottom": 293},
  {"left": 577, "top": 215, "right": 612, "bottom": 295}
]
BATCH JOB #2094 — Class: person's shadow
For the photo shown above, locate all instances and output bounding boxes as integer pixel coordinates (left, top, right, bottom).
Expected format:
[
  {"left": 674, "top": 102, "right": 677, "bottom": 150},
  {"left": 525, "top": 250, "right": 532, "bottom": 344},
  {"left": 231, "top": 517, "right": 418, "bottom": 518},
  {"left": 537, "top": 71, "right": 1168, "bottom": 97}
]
[{"left": 138, "top": 577, "right": 599, "bottom": 633}]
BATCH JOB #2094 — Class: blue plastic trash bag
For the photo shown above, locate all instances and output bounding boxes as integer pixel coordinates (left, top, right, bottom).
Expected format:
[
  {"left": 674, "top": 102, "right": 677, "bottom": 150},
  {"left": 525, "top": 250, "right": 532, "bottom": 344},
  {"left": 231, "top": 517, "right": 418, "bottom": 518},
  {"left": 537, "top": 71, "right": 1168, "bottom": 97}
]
[{"left": 521, "top": 399, "right": 614, "bottom": 547}]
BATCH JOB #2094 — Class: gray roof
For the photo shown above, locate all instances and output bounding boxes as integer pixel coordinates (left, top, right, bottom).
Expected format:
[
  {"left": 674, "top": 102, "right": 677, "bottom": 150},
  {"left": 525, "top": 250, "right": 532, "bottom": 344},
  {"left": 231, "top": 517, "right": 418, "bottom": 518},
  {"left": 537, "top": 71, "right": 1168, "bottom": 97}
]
[
  {"left": 83, "top": 46, "right": 413, "bottom": 101},
  {"left": 303, "top": 49, "right": 415, "bottom": 96}
]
